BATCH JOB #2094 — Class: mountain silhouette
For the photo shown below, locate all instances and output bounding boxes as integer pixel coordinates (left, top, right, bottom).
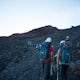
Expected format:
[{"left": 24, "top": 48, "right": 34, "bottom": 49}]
[{"left": 0, "top": 25, "right": 80, "bottom": 80}]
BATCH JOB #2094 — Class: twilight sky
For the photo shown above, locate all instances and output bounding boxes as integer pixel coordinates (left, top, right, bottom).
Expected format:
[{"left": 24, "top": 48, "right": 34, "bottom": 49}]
[{"left": 0, "top": 0, "right": 80, "bottom": 36}]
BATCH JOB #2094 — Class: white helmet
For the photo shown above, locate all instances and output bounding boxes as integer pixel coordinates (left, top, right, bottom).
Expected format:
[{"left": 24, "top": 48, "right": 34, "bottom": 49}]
[
  {"left": 45, "top": 37, "right": 52, "bottom": 42},
  {"left": 60, "top": 40, "right": 65, "bottom": 47}
]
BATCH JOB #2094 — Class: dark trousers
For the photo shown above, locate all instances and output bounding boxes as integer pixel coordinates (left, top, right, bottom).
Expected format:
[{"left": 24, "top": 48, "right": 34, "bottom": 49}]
[
  {"left": 60, "top": 64, "right": 69, "bottom": 80},
  {"left": 40, "top": 61, "right": 50, "bottom": 80}
]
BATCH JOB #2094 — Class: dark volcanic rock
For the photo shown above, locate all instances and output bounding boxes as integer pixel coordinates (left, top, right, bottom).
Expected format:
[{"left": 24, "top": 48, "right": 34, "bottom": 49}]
[{"left": 0, "top": 25, "right": 80, "bottom": 80}]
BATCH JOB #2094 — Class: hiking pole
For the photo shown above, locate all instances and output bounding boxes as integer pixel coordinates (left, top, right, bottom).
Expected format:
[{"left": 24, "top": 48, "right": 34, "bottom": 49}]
[
  {"left": 56, "top": 49, "right": 60, "bottom": 80},
  {"left": 57, "top": 60, "right": 59, "bottom": 80},
  {"left": 54, "top": 53, "right": 59, "bottom": 80},
  {"left": 50, "top": 62, "right": 53, "bottom": 76}
]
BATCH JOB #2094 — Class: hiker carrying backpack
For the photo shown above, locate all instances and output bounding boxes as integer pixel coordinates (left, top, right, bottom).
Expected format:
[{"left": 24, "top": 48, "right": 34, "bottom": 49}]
[
  {"left": 37, "top": 37, "right": 54, "bottom": 80},
  {"left": 39, "top": 41, "right": 51, "bottom": 59},
  {"left": 57, "top": 36, "right": 72, "bottom": 80},
  {"left": 59, "top": 40, "right": 71, "bottom": 64}
]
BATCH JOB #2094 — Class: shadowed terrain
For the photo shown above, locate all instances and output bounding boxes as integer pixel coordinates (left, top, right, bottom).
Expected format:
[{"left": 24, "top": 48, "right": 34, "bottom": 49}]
[{"left": 0, "top": 25, "right": 80, "bottom": 80}]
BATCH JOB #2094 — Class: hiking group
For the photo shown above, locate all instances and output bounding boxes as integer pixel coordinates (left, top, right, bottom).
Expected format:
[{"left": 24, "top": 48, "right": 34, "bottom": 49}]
[{"left": 32, "top": 36, "right": 72, "bottom": 80}]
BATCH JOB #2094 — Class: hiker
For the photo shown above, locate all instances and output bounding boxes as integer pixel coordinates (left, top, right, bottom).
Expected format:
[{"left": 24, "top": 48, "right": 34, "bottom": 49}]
[
  {"left": 37, "top": 37, "right": 54, "bottom": 80},
  {"left": 65, "top": 36, "right": 72, "bottom": 49},
  {"left": 56, "top": 36, "right": 72, "bottom": 80}
]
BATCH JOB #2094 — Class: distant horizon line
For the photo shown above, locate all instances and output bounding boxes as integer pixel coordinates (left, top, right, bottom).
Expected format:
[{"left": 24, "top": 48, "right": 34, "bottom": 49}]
[{"left": 0, "top": 24, "right": 80, "bottom": 37}]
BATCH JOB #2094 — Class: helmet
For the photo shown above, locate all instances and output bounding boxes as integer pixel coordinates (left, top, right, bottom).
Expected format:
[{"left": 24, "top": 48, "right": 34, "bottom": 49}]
[
  {"left": 45, "top": 37, "right": 52, "bottom": 42},
  {"left": 60, "top": 40, "right": 65, "bottom": 47}
]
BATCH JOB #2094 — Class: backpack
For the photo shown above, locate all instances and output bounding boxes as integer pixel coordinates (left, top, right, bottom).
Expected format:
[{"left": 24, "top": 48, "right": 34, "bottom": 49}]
[
  {"left": 39, "top": 42, "right": 51, "bottom": 59},
  {"left": 60, "top": 42, "right": 71, "bottom": 64}
]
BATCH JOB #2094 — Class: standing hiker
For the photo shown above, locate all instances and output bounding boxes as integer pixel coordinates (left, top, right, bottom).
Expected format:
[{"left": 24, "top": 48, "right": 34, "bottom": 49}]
[
  {"left": 37, "top": 37, "right": 54, "bottom": 80},
  {"left": 56, "top": 36, "right": 72, "bottom": 80}
]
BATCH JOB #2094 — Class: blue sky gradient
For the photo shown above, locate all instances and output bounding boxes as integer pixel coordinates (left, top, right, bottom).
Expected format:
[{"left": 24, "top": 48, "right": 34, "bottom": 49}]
[{"left": 0, "top": 0, "right": 80, "bottom": 36}]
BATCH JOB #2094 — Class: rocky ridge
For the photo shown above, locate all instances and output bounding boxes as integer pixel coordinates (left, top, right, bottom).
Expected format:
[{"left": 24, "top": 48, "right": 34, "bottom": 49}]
[{"left": 0, "top": 25, "right": 80, "bottom": 80}]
